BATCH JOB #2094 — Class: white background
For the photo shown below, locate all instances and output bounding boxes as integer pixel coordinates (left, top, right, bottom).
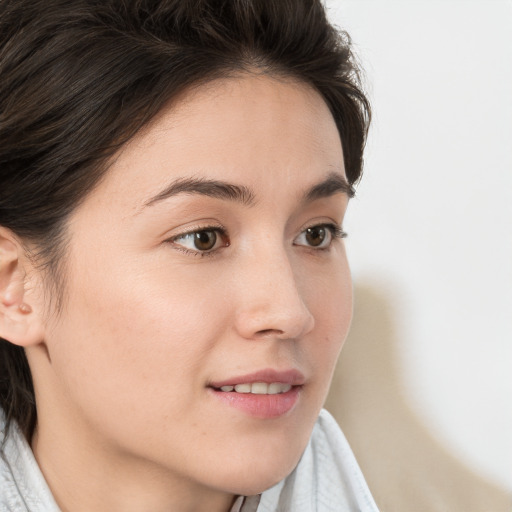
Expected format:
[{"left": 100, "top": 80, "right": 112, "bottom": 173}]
[{"left": 324, "top": 0, "right": 512, "bottom": 501}]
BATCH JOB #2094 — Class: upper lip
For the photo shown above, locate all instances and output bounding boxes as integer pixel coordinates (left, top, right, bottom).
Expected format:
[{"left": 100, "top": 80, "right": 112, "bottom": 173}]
[{"left": 209, "top": 368, "right": 306, "bottom": 388}]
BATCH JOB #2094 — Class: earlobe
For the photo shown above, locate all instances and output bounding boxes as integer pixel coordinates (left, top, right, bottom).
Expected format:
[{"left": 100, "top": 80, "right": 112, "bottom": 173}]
[{"left": 0, "top": 227, "right": 45, "bottom": 347}]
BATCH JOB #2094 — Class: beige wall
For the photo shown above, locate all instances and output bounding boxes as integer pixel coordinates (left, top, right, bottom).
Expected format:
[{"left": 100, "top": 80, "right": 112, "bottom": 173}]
[{"left": 325, "top": 283, "right": 510, "bottom": 511}]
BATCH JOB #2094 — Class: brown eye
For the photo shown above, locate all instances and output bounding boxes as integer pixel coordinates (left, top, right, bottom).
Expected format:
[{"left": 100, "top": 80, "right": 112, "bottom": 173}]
[
  {"left": 294, "top": 223, "right": 343, "bottom": 249},
  {"left": 305, "top": 226, "right": 326, "bottom": 247},
  {"left": 193, "top": 230, "right": 217, "bottom": 251},
  {"left": 171, "top": 227, "right": 228, "bottom": 254}
]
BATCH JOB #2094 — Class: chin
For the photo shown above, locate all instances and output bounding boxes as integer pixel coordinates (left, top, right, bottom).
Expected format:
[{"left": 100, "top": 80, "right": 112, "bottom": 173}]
[
  {"left": 218, "top": 451, "right": 302, "bottom": 497},
  {"left": 226, "top": 476, "right": 286, "bottom": 497}
]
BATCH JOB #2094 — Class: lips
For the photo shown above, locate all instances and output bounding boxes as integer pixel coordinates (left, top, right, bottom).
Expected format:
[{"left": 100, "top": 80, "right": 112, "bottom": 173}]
[
  {"left": 208, "top": 368, "right": 305, "bottom": 418},
  {"left": 209, "top": 368, "right": 305, "bottom": 389},
  {"left": 218, "top": 382, "right": 292, "bottom": 394}
]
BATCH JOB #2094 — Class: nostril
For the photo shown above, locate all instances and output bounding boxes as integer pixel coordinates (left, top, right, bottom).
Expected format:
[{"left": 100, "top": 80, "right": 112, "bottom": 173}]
[{"left": 255, "top": 328, "right": 285, "bottom": 338}]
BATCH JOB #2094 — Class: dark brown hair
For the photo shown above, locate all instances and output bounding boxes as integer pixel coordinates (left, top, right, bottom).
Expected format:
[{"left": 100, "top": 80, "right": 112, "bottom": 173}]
[{"left": 0, "top": 0, "right": 370, "bottom": 440}]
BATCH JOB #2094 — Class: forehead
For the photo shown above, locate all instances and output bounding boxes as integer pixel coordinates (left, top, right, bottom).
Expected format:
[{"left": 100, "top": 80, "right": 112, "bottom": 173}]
[{"left": 82, "top": 74, "right": 345, "bottom": 213}]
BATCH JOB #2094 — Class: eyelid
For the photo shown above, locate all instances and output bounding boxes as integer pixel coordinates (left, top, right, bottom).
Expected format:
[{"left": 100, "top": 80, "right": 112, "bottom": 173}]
[
  {"left": 170, "top": 223, "right": 225, "bottom": 239},
  {"left": 299, "top": 220, "right": 346, "bottom": 238},
  {"left": 166, "top": 224, "right": 229, "bottom": 257},
  {"left": 325, "top": 223, "right": 347, "bottom": 239},
  {"left": 293, "top": 221, "right": 347, "bottom": 250}
]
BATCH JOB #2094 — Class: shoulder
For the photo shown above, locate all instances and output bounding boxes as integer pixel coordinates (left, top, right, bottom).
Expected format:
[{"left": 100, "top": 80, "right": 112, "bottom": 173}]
[
  {"left": 0, "top": 410, "right": 60, "bottom": 512},
  {"left": 1, "top": 411, "right": 27, "bottom": 511},
  {"left": 258, "top": 409, "right": 379, "bottom": 512}
]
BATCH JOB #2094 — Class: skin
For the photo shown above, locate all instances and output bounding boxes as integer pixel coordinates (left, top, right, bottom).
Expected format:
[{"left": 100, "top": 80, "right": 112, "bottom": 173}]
[{"left": 4, "top": 74, "right": 353, "bottom": 511}]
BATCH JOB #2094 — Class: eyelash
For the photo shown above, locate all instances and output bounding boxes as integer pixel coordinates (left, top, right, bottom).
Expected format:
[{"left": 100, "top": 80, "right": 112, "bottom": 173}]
[
  {"left": 316, "top": 224, "right": 347, "bottom": 241},
  {"left": 293, "top": 223, "right": 347, "bottom": 252},
  {"left": 167, "top": 222, "right": 346, "bottom": 258},
  {"left": 168, "top": 224, "right": 229, "bottom": 258}
]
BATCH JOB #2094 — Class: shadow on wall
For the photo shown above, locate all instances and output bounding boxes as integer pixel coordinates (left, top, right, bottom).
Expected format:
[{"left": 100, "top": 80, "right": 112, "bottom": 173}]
[{"left": 325, "top": 281, "right": 511, "bottom": 512}]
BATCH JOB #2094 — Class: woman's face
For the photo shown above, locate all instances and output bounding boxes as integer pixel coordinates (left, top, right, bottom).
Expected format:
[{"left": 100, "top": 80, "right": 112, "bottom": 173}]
[{"left": 33, "top": 74, "right": 352, "bottom": 501}]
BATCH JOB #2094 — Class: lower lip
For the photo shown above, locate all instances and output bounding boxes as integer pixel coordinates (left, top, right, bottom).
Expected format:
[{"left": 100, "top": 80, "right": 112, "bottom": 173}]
[{"left": 209, "top": 386, "right": 301, "bottom": 418}]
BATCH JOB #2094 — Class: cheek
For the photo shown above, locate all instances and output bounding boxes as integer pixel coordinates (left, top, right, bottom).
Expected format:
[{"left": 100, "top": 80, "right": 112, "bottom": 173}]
[
  {"left": 304, "top": 258, "right": 352, "bottom": 381},
  {"left": 305, "top": 248, "right": 352, "bottom": 323},
  {"left": 46, "top": 256, "right": 228, "bottom": 429}
]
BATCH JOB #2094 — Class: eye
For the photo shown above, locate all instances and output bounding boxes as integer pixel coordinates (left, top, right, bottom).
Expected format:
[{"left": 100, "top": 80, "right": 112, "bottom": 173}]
[
  {"left": 170, "top": 228, "right": 229, "bottom": 254},
  {"left": 294, "top": 223, "right": 345, "bottom": 249}
]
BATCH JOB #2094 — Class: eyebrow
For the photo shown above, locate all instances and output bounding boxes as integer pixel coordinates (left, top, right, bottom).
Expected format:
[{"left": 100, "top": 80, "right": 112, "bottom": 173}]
[
  {"left": 304, "top": 172, "right": 355, "bottom": 201},
  {"left": 143, "top": 171, "right": 353, "bottom": 209},
  {"left": 144, "top": 177, "right": 256, "bottom": 207}
]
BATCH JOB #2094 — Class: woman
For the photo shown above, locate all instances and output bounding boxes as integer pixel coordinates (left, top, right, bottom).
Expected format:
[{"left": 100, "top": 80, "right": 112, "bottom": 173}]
[{"left": 0, "top": 0, "right": 376, "bottom": 510}]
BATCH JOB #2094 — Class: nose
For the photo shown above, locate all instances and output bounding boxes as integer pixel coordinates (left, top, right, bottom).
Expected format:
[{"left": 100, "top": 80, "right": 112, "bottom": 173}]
[{"left": 233, "top": 246, "right": 315, "bottom": 341}]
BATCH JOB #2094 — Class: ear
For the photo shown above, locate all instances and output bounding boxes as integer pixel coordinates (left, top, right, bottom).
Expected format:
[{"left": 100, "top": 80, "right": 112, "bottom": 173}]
[{"left": 0, "top": 227, "right": 45, "bottom": 347}]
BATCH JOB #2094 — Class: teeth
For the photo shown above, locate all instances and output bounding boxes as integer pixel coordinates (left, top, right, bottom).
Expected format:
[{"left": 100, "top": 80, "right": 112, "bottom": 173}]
[
  {"left": 269, "top": 383, "right": 292, "bottom": 394},
  {"left": 234, "top": 384, "right": 251, "bottom": 393},
  {"left": 251, "top": 382, "right": 268, "bottom": 394},
  {"left": 219, "top": 382, "right": 292, "bottom": 394}
]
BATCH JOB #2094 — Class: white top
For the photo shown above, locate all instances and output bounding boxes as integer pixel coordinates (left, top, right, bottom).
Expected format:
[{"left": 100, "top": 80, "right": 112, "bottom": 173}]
[{"left": 0, "top": 409, "right": 379, "bottom": 511}]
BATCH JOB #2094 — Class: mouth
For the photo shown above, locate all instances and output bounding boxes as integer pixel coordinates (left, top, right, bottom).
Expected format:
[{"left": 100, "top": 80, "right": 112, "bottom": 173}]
[
  {"left": 208, "top": 369, "right": 304, "bottom": 418},
  {"left": 213, "top": 382, "right": 293, "bottom": 395}
]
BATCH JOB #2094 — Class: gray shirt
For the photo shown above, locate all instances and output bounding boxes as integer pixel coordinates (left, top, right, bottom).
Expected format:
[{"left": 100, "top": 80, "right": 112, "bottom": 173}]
[{"left": 1, "top": 409, "right": 379, "bottom": 512}]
